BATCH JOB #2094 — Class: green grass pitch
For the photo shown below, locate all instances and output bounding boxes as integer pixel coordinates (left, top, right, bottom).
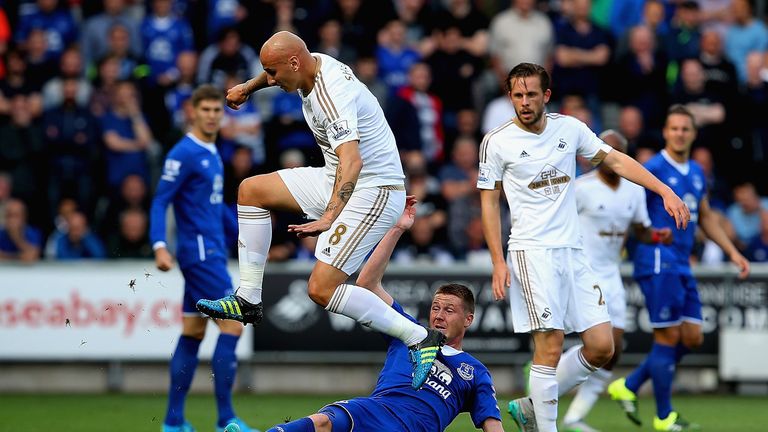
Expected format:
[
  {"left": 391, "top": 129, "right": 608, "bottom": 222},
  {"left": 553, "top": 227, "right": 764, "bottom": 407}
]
[{"left": 1, "top": 393, "right": 767, "bottom": 431}]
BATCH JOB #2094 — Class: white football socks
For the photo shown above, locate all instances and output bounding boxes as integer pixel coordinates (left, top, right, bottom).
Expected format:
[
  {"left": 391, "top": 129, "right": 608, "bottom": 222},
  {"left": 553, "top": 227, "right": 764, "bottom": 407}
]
[
  {"left": 326, "top": 284, "right": 428, "bottom": 346},
  {"left": 530, "top": 364, "right": 559, "bottom": 432},
  {"left": 235, "top": 205, "right": 271, "bottom": 304},
  {"left": 563, "top": 367, "right": 613, "bottom": 424},
  {"left": 556, "top": 344, "right": 598, "bottom": 396}
]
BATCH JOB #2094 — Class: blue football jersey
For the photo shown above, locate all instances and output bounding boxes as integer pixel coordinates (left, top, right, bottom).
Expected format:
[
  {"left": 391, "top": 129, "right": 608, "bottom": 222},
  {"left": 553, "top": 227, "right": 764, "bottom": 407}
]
[
  {"left": 150, "top": 133, "right": 237, "bottom": 268},
  {"left": 15, "top": 9, "right": 78, "bottom": 58},
  {"left": 370, "top": 302, "right": 501, "bottom": 431},
  {"left": 634, "top": 151, "right": 706, "bottom": 276}
]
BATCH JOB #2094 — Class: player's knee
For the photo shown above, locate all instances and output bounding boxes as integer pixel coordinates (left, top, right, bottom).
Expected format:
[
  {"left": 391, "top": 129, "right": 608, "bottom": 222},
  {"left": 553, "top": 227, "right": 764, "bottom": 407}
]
[
  {"left": 237, "top": 176, "right": 265, "bottom": 206},
  {"left": 583, "top": 338, "right": 614, "bottom": 367},
  {"left": 682, "top": 331, "right": 703, "bottom": 349},
  {"left": 306, "top": 277, "right": 333, "bottom": 307},
  {"left": 310, "top": 414, "right": 333, "bottom": 431}
]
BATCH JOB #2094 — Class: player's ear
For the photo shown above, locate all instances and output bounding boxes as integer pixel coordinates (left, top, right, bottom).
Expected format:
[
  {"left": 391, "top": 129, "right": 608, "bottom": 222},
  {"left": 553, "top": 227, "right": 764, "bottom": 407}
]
[
  {"left": 464, "top": 312, "right": 474, "bottom": 328},
  {"left": 543, "top": 89, "right": 552, "bottom": 104}
]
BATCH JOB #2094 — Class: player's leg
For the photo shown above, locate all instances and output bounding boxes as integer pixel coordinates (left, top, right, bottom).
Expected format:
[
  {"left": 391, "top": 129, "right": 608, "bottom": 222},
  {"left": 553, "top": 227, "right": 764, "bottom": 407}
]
[
  {"left": 197, "top": 169, "right": 320, "bottom": 323},
  {"left": 164, "top": 314, "right": 207, "bottom": 432},
  {"left": 563, "top": 270, "right": 626, "bottom": 430},
  {"left": 505, "top": 249, "right": 568, "bottom": 432},
  {"left": 310, "top": 187, "right": 443, "bottom": 389},
  {"left": 212, "top": 318, "right": 250, "bottom": 432}
]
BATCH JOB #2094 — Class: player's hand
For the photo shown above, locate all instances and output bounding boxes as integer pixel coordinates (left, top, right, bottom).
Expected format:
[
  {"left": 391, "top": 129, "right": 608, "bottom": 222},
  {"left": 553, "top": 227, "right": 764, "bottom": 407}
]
[
  {"left": 155, "top": 247, "right": 174, "bottom": 272},
  {"left": 395, "top": 195, "right": 418, "bottom": 231},
  {"left": 225, "top": 83, "right": 250, "bottom": 110},
  {"left": 491, "top": 262, "right": 510, "bottom": 301},
  {"left": 288, "top": 218, "right": 332, "bottom": 238},
  {"left": 655, "top": 227, "right": 673, "bottom": 245},
  {"left": 729, "top": 251, "right": 751, "bottom": 279},
  {"left": 661, "top": 189, "right": 690, "bottom": 230}
]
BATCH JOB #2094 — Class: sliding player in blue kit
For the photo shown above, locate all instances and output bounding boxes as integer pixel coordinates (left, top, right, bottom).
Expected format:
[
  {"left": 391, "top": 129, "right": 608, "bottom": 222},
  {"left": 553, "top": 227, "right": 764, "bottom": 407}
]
[
  {"left": 608, "top": 105, "right": 750, "bottom": 431},
  {"left": 149, "top": 85, "right": 253, "bottom": 432},
  {"left": 248, "top": 198, "right": 504, "bottom": 432}
]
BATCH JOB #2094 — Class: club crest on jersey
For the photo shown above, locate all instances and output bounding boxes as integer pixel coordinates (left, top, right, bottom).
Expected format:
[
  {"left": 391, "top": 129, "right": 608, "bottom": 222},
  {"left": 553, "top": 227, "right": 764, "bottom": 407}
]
[
  {"left": 329, "top": 119, "right": 351, "bottom": 141},
  {"left": 556, "top": 138, "right": 568, "bottom": 151},
  {"left": 457, "top": 363, "right": 474, "bottom": 381},
  {"left": 693, "top": 174, "right": 703, "bottom": 191},
  {"left": 528, "top": 164, "right": 570, "bottom": 201},
  {"left": 161, "top": 159, "right": 182, "bottom": 181}
]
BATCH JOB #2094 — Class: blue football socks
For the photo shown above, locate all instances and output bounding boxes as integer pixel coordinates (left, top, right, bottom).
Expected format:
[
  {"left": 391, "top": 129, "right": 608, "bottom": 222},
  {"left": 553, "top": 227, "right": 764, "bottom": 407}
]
[
  {"left": 266, "top": 417, "right": 314, "bottom": 432},
  {"left": 648, "top": 343, "right": 677, "bottom": 419},
  {"left": 213, "top": 333, "right": 240, "bottom": 427},
  {"left": 165, "top": 335, "right": 202, "bottom": 426}
]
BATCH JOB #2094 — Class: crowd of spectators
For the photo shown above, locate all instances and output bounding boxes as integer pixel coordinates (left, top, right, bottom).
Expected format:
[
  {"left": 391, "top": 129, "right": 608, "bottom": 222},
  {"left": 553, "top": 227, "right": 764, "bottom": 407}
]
[{"left": 0, "top": 0, "right": 767, "bottom": 265}]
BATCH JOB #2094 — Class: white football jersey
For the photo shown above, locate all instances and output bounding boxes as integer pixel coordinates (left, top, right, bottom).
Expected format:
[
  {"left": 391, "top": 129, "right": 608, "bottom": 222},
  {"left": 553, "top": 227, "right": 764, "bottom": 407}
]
[
  {"left": 575, "top": 171, "right": 651, "bottom": 272},
  {"left": 298, "top": 53, "right": 404, "bottom": 189},
  {"left": 477, "top": 113, "right": 612, "bottom": 249}
]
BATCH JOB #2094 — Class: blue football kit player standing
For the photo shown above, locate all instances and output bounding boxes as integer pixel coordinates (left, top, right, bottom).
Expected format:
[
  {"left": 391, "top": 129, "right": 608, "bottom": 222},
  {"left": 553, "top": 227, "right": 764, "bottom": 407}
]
[
  {"left": 149, "top": 85, "right": 253, "bottom": 432},
  {"left": 608, "top": 105, "right": 750, "bottom": 431},
  {"left": 258, "top": 198, "right": 504, "bottom": 432}
]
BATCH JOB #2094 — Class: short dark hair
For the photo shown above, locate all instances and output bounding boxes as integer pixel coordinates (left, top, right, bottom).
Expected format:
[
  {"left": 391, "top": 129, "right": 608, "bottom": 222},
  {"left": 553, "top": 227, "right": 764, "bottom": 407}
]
[
  {"left": 666, "top": 104, "right": 697, "bottom": 129},
  {"left": 506, "top": 62, "right": 551, "bottom": 93},
  {"left": 191, "top": 84, "right": 224, "bottom": 107},
  {"left": 435, "top": 283, "right": 475, "bottom": 314}
]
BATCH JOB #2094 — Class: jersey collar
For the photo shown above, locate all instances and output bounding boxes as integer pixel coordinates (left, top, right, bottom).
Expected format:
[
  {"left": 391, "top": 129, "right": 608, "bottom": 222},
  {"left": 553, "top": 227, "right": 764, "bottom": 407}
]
[
  {"left": 186, "top": 133, "right": 218, "bottom": 154},
  {"left": 661, "top": 149, "right": 690, "bottom": 175},
  {"left": 442, "top": 345, "right": 463, "bottom": 356}
]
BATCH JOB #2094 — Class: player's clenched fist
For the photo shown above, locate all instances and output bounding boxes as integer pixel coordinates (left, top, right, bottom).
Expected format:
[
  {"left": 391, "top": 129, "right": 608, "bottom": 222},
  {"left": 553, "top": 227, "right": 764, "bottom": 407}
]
[{"left": 226, "top": 83, "right": 250, "bottom": 110}]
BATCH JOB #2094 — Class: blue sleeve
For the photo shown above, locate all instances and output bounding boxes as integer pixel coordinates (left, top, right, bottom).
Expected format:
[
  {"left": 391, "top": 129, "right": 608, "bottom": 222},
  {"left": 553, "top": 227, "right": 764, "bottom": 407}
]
[
  {"left": 469, "top": 366, "right": 502, "bottom": 427},
  {"left": 149, "top": 149, "right": 192, "bottom": 245}
]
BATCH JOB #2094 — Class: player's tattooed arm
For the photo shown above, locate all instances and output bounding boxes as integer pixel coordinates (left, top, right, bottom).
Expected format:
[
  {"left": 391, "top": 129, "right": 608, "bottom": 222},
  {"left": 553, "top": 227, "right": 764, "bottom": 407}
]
[{"left": 288, "top": 141, "right": 362, "bottom": 238}]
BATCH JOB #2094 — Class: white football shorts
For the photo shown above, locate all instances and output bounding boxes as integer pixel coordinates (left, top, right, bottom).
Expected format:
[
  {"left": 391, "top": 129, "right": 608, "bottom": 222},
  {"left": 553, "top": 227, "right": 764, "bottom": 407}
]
[
  {"left": 506, "top": 247, "right": 610, "bottom": 333},
  {"left": 592, "top": 266, "right": 626, "bottom": 329},
  {"left": 278, "top": 166, "right": 405, "bottom": 275}
]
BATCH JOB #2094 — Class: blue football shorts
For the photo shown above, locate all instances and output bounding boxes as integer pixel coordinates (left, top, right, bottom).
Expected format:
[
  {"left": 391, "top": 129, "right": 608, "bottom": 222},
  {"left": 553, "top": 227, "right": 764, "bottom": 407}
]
[
  {"left": 637, "top": 273, "right": 702, "bottom": 328},
  {"left": 180, "top": 257, "right": 234, "bottom": 314}
]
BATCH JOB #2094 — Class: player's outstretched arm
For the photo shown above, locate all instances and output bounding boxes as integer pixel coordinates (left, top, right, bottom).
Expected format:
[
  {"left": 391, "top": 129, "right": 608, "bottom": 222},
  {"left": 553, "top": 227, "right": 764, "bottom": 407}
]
[
  {"left": 226, "top": 71, "right": 270, "bottom": 110},
  {"left": 355, "top": 196, "right": 418, "bottom": 305},
  {"left": 481, "top": 418, "right": 505, "bottom": 432},
  {"left": 480, "top": 188, "right": 509, "bottom": 301},
  {"left": 698, "top": 196, "right": 750, "bottom": 279},
  {"left": 602, "top": 150, "right": 691, "bottom": 229},
  {"left": 289, "top": 141, "right": 362, "bottom": 237}
]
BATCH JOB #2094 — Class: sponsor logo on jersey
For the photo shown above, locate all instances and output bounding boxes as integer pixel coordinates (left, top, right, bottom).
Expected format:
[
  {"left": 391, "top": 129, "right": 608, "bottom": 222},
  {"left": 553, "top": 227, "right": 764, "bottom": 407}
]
[
  {"left": 556, "top": 138, "right": 568, "bottom": 151},
  {"left": 431, "top": 360, "right": 454, "bottom": 385},
  {"left": 457, "top": 363, "right": 475, "bottom": 381},
  {"left": 528, "top": 164, "right": 571, "bottom": 201},
  {"left": 329, "top": 119, "right": 352, "bottom": 141},
  {"left": 321, "top": 247, "right": 332, "bottom": 256},
  {"left": 520, "top": 150, "right": 530, "bottom": 158}
]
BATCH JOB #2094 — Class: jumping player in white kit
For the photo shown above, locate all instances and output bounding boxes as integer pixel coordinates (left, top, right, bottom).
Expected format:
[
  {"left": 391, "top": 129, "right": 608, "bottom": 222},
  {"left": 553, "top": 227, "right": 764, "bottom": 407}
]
[
  {"left": 478, "top": 63, "right": 690, "bottom": 432},
  {"left": 560, "top": 130, "right": 672, "bottom": 432},
  {"left": 196, "top": 31, "right": 445, "bottom": 390}
]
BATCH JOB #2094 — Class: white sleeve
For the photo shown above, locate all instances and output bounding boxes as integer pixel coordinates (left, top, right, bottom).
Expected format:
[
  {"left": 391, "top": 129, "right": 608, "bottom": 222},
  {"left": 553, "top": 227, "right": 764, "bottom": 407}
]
[
  {"left": 477, "top": 135, "right": 503, "bottom": 190},
  {"left": 575, "top": 119, "right": 612, "bottom": 165},
  {"left": 323, "top": 83, "right": 361, "bottom": 149}
]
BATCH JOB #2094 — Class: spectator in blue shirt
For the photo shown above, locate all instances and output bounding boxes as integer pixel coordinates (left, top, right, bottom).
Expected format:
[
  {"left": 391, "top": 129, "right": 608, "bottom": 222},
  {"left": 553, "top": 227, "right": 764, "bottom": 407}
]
[
  {"left": 0, "top": 199, "right": 42, "bottom": 262},
  {"left": 49, "top": 211, "right": 106, "bottom": 259},
  {"left": 725, "top": 0, "right": 768, "bottom": 83},
  {"left": 15, "top": 0, "right": 77, "bottom": 60},
  {"left": 727, "top": 182, "right": 768, "bottom": 247},
  {"left": 376, "top": 19, "right": 421, "bottom": 95},
  {"left": 101, "top": 80, "right": 154, "bottom": 191},
  {"left": 141, "top": 0, "right": 194, "bottom": 87}
]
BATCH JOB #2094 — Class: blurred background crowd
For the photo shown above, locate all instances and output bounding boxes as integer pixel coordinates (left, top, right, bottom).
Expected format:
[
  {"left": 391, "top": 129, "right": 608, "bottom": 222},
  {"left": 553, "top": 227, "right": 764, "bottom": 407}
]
[{"left": 0, "top": 0, "right": 767, "bottom": 266}]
